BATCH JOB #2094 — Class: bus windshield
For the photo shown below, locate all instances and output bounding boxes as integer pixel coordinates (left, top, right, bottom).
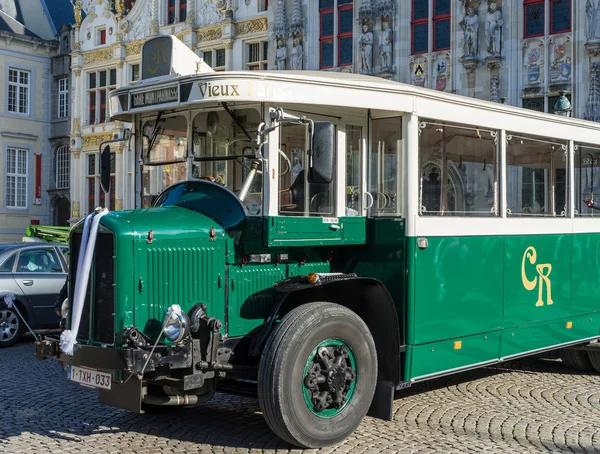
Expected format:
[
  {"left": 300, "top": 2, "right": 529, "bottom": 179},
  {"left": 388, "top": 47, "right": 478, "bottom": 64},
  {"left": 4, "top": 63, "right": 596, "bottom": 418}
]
[{"left": 141, "top": 106, "right": 264, "bottom": 214}]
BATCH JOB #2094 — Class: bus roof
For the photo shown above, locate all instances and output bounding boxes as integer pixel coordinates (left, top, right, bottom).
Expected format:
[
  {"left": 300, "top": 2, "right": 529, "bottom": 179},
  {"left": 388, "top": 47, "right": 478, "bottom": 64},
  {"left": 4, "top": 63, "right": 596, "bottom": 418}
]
[{"left": 109, "top": 70, "right": 600, "bottom": 137}]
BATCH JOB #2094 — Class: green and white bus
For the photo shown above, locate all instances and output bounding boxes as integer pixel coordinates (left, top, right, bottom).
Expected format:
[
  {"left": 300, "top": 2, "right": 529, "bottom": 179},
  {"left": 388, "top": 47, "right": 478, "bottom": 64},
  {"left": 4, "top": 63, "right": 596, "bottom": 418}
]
[{"left": 36, "top": 35, "right": 600, "bottom": 448}]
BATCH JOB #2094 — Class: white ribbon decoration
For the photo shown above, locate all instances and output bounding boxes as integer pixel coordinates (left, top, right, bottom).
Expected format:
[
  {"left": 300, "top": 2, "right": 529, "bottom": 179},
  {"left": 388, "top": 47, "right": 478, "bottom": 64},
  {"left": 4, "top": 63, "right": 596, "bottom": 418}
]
[
  {"left": 60, "top": 209, "right": 109, "bottom": 355},
  {"left": 3, "top": 293, "right": 38, "bottom": 341}
]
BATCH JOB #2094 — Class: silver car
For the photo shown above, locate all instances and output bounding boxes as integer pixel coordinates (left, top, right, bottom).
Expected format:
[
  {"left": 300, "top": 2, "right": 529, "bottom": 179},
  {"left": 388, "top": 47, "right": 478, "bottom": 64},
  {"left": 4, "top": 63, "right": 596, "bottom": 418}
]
[{"left": 0, "top": 243, "right": 68, "bottom": 347}]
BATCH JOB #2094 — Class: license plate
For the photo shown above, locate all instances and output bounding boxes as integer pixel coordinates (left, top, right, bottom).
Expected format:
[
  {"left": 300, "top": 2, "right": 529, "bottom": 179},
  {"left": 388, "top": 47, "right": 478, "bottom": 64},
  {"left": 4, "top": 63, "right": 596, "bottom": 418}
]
[{"left": 68, "top": 366, "right": 112, "bottom": 390}]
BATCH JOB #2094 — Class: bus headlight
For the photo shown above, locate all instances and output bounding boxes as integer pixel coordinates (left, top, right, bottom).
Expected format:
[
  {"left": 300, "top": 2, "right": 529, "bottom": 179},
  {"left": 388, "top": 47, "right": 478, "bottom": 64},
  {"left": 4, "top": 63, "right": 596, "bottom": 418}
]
[{"left": 162, "top": 305, "right": 190, "bottom": 343}]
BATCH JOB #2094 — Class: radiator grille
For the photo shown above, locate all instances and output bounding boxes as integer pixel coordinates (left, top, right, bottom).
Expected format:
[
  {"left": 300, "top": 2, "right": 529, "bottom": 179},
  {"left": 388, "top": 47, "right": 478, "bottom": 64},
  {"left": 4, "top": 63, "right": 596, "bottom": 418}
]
[{"left": 70, "top": 230, "right": 115, "bottom": 344}]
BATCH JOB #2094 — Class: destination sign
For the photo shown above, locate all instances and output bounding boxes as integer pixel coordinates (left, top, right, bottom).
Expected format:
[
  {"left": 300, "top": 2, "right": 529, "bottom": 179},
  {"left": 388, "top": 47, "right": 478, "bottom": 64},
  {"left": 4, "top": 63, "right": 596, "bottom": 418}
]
[
  {"left": 131, "top": 86, "right": 178, "bottom": 108},
  {"left": 142, "top": 36, "right": 172, "bottom": 80}
]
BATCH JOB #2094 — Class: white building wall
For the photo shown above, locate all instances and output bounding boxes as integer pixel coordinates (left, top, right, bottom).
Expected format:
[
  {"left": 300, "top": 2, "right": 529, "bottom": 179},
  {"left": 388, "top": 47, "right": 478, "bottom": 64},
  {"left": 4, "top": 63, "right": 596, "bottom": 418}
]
[{"left": 0, "top": 36, "right": 58, "bottom": 241}]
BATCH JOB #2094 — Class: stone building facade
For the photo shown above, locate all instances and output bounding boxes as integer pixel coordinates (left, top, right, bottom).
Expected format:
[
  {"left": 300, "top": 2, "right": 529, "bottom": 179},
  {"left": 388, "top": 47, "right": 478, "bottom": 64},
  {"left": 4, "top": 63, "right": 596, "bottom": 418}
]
[
  {"left": 0, "top": 0, "right": 73, "bottom": 242},
  {"left": 69, "top": 0, "right": 269, "bottom": 221},
  {"left": 269, "top": 0, "right": 590, "bottom": 117}
]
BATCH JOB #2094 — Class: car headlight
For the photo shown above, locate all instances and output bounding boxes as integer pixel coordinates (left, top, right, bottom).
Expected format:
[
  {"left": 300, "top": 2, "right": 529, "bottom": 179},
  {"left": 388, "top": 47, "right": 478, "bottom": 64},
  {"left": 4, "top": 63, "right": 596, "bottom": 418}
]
[
  {"left": 61, "top": 298, "right": 69, "bottom": 319},
  {"left": 162, "top": 304, "right": 190, "bottom": 343}
]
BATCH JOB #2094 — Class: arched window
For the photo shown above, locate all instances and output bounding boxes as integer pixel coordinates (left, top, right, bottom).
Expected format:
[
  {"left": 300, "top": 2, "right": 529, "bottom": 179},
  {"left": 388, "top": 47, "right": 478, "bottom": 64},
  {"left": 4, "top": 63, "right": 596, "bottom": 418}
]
[{"left": 56, "top": 146, "right": 70, "bottom": 189}]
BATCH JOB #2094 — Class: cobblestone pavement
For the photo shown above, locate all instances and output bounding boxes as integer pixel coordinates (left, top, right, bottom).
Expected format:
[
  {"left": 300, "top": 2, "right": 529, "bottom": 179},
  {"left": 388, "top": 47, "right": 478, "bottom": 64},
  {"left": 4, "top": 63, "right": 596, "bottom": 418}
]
[{"left": 2, "top": 337, "right": 600, "bottom": 454}]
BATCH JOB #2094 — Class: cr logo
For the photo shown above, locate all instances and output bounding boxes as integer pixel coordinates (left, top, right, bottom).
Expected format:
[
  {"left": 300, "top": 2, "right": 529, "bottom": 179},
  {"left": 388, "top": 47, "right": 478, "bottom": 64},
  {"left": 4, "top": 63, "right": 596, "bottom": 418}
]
[{"left": 521, "top": 246, "right": 553, "bottom": 307}]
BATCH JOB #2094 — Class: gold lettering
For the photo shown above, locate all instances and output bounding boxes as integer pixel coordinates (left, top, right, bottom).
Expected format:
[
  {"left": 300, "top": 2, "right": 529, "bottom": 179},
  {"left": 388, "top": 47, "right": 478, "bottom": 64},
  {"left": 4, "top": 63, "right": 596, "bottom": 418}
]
[
  {"left": 521, "top": 246, "right": 553, "bottom": 307},
  {"left": 231, "top": 85, "right": 240, "bottom": 96},
  {"left": 147, "top": 41, "right": 168, "bottom": 76}
]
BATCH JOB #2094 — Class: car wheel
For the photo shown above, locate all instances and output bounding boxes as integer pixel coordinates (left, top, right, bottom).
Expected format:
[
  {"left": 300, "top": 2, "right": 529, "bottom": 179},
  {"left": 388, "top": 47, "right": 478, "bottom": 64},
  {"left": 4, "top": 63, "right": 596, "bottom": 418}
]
[
  {"left": 0, "top": 306, "right": 24, "bottom": 348},
  {"left": 258, "top": 302, "right": 377, "bottom": 448}
]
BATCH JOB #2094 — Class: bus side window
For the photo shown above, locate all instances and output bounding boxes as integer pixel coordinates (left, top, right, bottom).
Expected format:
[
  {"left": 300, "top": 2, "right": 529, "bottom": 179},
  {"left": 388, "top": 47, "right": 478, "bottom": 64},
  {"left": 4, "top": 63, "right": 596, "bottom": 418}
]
[
  {"left": 346, "top": 125, "right": 362, "bottom": 216},
  {"left": 370, "top": 117, "right": 402, "bottom": 217},
  {"left": 279, "top": 123, "right": 336, "bottom": 217},
  {"left": 506, "top": 133, "right": 566, "bottom": 216},
  {"left": 419, "top": 120, "right": 498, "bottom": 217}
]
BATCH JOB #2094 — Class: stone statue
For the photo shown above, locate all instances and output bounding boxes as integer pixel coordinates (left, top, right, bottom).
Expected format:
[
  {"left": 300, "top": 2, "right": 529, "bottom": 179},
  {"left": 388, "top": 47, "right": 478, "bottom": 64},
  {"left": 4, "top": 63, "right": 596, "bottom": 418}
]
[
  {"left": 485, "top": 1, "right": 503, "bottom": 56},
  {"left": 291, "top": 38, "right": 303, "bottom": 70},
  {"left": 380, "top": 20, "right": 393, "bottom": 70},
  {"left": 586, "top": 0, "right": 600, "bottom": 41},
  {"left": 359, "top": 23, "right": 373, "bottom": 72},
  {"left": 459, "top": 6, "right": 479, "bottom": 58},
  {"left": 72, "top": 0, "right": 82, "bottom": 24},
  {"left": 275, "top": 39, "right": 287, "bottom": 70}
]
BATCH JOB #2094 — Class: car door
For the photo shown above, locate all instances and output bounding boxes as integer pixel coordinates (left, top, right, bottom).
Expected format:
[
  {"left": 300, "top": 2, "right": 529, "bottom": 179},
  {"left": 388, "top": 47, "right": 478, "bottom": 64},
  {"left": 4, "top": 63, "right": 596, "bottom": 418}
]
[{"left": 13, "top": 247, "right": 66, "bottom": 327}]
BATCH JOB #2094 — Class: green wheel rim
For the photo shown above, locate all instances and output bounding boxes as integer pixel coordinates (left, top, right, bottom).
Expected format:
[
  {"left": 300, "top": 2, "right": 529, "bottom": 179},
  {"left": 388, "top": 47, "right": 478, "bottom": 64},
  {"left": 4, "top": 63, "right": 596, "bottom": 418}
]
[{"left": 302, "top": 338, "right": 358, "bottom": 418}]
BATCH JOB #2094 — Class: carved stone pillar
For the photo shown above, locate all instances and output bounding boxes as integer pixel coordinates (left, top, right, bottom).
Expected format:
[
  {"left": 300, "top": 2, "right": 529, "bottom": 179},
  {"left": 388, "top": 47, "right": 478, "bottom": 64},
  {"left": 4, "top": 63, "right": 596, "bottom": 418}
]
[{"left": 486, "top": 57, "right": 502, "bottom": 102}]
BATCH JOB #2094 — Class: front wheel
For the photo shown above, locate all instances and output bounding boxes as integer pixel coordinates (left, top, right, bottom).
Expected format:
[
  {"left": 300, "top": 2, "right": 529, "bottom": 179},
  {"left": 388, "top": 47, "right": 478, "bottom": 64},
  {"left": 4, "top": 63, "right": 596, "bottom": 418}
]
[{"left": 258, "top": 302, "right": 377, "bottom": 448}]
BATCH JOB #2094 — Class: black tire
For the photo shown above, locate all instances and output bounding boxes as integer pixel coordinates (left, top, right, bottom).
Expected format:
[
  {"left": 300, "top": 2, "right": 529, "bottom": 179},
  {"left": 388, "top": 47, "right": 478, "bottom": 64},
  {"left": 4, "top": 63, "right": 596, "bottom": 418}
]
[
  {"left": 0, "top": 305, "right": 25, "bottom": 348},
  {"left": 258, "top": 302, "right": 377, "bottom": 448},
  {"left": 559, "top": 349, "right": 593, "bottom": 371},
  {"left": 587, "top": 351, "right": 600, "bottom": 373}
]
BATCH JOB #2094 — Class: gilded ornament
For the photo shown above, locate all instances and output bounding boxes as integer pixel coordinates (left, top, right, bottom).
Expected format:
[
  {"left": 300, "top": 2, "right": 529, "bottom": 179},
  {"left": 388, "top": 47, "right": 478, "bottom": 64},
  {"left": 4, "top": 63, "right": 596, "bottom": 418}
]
[
  {"left": 235, "top": 17, "right": 268, "bottom": 35},
  {"left": 83, "top": 47, "right": 114, "bottom": 65},
  {"left": 125, "top": 40, "right": 142, "bottom": 56},
  {"left": 72, "top": 202, "right": 80, "bottom": 218},
  {"left": 82, "top": 133, "right": 113, "bottom": 148},
  {"left": 115, "top": 199, "right": 123, "bottom": 211},
  {"left": 197, "top": 26, "right": 222, "bottom": 42}
]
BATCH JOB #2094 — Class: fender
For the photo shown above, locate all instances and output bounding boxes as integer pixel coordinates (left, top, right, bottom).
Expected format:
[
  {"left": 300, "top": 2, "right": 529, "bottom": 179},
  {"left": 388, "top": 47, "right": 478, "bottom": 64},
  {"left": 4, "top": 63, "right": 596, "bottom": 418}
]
[{"left": 257, "top": 275, "right": 404, "bottom": 420}]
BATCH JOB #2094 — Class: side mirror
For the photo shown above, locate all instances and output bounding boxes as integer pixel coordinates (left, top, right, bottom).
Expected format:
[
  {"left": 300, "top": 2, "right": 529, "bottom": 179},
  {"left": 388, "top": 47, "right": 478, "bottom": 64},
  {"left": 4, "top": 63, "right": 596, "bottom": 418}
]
[
  {"left": 308, "top": 122, "right": 335, "bottom": 184},
  {"left": 100, "top": 145, "right": 111, "bottom": 194}
]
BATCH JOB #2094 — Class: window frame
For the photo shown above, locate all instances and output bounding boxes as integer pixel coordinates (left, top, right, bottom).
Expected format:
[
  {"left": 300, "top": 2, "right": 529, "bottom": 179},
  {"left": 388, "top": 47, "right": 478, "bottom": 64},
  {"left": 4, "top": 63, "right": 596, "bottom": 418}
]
[
  {"left": 7, "top": 68, "right": 30, "bottom": 115},
  {"left": 524, "top": 0, "right": 546, "bottom": 39},
  {"left": 167, "top": 0, "right": 187, "bottom": 25},
  {"left": 432, "top": 0, "right": 451, "bottom": 52},
  {"left": 246, "top": 41, "right": 268, "bottom": 70},
  {"left": 549, "top": 0, "right": 571, "bottom": 34},
  {"left": 55, "top": 145, "right": 70, "bottom": 190},
  {"left": 86, "top": 151, "right": 116, "bottom": 213},
  {"left": 6, "top": 147, "right": 28, "bottom": 209},
  {"left": 58, "top": 77, "right": 69, "bottom": 119},
  {"left": 87, "top": 68, "right": 117, "bottom": 125},
  {"left": 319, "top": 0, "right": 354, "bottom": 69}
]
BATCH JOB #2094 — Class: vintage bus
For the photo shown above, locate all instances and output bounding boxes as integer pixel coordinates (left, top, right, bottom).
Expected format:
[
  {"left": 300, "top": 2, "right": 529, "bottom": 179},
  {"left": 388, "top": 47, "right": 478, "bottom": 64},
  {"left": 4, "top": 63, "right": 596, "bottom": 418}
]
[{"left": 36, "top": 35, "right": 600, "bottom": 448}]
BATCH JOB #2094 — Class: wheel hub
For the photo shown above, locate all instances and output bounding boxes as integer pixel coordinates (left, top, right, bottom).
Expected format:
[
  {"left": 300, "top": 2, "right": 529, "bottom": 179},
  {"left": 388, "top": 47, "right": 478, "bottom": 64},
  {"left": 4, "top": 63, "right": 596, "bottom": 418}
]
[
  {"left": 0, "top": 310, "right": 18, "bottom": 340},
  {"left": 303, "top": 340, "right": 357, "bottom": 417}
]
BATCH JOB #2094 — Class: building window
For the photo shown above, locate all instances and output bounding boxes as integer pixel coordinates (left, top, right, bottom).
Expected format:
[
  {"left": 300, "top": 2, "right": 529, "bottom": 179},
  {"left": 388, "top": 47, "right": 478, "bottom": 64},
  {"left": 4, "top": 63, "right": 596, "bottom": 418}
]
[
  {"left": 412, "top": 0, "right": 450, "bottom": 54},
  {"left": 6, "top": 147, "right": 27, "bottom": 208},
  {"left": 87, "top": 68, "right": 116, "bottom": 125},
  {"left": 258, "top": 0, "right": 269, "bottom": 12},
  {"left": 58, "top": 78, "right": 69, "bottom": 118},
  {"left": 247, "top": 41, "right": 268, "bottom": 70},
  {"left": 62, "top": 35, "right": 69, "bottom": 52},
  {"left": 202, "top": 48, "right": 226, "bottom": 70},
  {"left": 87, "top": 152, "right": 115, "bottom": 212},
  {"left": 522, "top": 94, "right": 571, "bottom": 113},
  {"left": 130, "top": 63, "right": 140, "bottom": 82},
  {"left": 524, "top": 0, "right": 545, "bottom": 38},
  {"left": 167, "top": 0, "right": 187, "bottom": 24},
  {"left": 96, "top": 27, "right": 107, "bottom": 45},
  {"left": 550, "top": 0, "right": 571, "bottom": 34},
  {"left": 8, "top": 68, "right": 30, "bottom": 115},
  {"left": 433, "top": 0, "right": 450, "bottom": 51},
  {"left": 319, "top": 0, "right": 353, "bottom": 69},
  {"left": 55, "top": 146, "right": 70, "bottom": 189}
]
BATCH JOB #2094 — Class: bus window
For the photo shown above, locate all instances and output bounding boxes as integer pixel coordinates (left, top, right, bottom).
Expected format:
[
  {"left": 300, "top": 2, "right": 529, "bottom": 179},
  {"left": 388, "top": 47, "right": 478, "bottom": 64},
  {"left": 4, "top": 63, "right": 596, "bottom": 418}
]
[
  {"left": 191, "top": 107, "right": 263, "bottom": 215},
  {"left": 506, "top": 133, "right": 566, "bottom": 216},
  {"left": 574, "top": 143, "right": 600, "bottom": 217},
  {"left": 419, "top": 120, "right": 498, "bottom": 216},
  {"left": 279, "top": 123, "right": 335, "bottom": 216},
  {"left": 346, "top": 125, "right": 362, "bottom": 216},
  {"left": 370, "top": 117, "right": 402, "bottom": 217},
  {"left": 141, "top": 115, "right": 187, "bottom": 208}
]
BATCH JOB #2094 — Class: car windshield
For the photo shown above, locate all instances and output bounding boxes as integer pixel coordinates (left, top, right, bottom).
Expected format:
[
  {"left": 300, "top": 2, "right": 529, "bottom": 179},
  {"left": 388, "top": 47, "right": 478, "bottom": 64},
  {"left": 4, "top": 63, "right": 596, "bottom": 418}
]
[{"left": 141, "top": 107, "right": 264, "bottom": 215}]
